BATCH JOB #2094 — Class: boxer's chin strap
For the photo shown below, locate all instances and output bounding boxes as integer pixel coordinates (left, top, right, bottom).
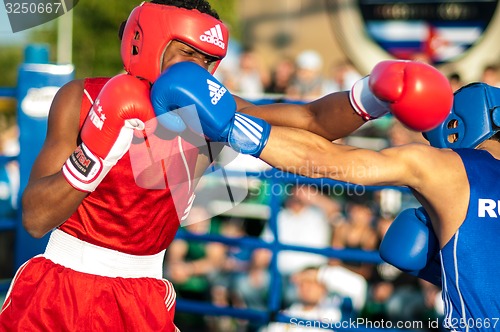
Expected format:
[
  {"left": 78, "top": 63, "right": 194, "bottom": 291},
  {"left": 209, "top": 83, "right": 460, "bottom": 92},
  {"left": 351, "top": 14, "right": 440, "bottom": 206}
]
[
  {"left": 486, "top": 83, "right": 500, "bottom": 129},
  {"left": 492, "top": 108, "right": 500, "bottom": 130}
]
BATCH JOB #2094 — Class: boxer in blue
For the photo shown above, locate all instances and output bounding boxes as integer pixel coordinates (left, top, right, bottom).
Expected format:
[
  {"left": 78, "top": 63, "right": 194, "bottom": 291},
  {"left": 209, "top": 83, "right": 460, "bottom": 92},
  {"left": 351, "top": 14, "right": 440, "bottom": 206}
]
[{"left": 380, "top": 83, "right": 500, "bottom": 331}]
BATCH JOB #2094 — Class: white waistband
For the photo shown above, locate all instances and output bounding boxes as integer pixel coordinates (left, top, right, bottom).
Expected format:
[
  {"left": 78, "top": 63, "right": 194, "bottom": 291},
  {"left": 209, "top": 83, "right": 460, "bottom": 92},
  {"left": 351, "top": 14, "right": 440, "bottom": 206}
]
[{"left": 44, "top": 229, "right": 165, "bottom": 279}]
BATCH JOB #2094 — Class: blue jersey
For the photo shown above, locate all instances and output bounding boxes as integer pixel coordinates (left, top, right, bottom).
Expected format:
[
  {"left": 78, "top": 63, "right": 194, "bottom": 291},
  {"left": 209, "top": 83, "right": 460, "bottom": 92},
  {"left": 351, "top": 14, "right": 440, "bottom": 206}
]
[{"left": 441, "top": 149, "right": 500, "bottom": 332}]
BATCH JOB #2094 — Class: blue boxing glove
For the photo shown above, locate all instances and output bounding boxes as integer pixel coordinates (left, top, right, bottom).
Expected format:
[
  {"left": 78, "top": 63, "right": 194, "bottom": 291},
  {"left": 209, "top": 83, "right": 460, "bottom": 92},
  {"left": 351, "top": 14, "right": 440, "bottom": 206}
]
[
  {"left": 379, "top": 207, "right": 442, "bottom": 286},
  {"left": 151, "top": 61, "right": 236, "bottom": 140},
  {"left": 151, "top": 61, "right": 270, "bottom": 157}
]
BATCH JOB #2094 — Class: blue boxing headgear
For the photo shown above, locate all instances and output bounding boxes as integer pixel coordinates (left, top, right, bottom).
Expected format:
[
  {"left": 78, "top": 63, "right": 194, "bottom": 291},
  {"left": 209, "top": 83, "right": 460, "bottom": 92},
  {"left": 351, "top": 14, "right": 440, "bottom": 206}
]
[{"left": 424, "top": 82, "right": 500, "bottom": 149}]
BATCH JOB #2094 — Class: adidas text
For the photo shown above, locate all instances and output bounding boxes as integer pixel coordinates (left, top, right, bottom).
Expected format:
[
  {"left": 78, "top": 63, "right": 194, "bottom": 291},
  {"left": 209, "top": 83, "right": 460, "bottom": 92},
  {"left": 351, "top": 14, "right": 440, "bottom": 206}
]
[
  {"left": 200, "top": 24, "right": 225, "bottom": 50},
  {"left": 200, "top": 34, "right": 225, "bottom": 49},
  {"left": 207, "top": 79, "right": 227, "bottom": 105},
  {"left": 211, "top": 86, "right": 227, "bottom": 105}
]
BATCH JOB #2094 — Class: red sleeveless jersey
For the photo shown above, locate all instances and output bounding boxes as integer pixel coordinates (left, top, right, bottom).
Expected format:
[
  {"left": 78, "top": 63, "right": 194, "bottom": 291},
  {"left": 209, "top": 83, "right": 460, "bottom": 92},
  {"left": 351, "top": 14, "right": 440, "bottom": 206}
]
[{"left": 59, "top": 77, "right": 199, "bottom": 255}]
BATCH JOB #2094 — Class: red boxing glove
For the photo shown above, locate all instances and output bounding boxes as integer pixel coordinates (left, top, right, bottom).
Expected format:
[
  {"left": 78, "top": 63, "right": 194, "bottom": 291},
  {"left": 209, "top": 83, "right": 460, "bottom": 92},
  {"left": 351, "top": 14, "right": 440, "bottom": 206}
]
[
  {"left": 62, "top": 74, "right": 155, "bottom": 192},
  {"left": 350, "top": 60, "right": 453, "bottom": 132}
]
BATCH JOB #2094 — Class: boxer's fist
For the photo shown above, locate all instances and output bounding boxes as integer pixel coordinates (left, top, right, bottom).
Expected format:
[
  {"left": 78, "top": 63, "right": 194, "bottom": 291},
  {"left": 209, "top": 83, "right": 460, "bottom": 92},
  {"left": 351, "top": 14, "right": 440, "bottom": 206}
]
[
  {"left": 62, "top": 74, "right": 154, "bottom": 192},
  {"left": 151, "top": 61, "right": 236, "bottom": 141},
  {"left": 151, "top": 62, "right": 270, "bottom": 157},
  {"left": 379, "top": 207, "right": 441, "bottom": 286},
  {"left": 350, "top": 60, "right": 453, "bottom": 131}
]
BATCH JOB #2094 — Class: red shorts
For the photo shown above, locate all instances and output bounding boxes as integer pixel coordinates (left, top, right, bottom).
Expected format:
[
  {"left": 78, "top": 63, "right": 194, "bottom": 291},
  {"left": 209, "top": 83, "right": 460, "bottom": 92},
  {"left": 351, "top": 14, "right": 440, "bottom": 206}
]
[{"left": 0, "top": 231, "right": 178, "bottom": 331}]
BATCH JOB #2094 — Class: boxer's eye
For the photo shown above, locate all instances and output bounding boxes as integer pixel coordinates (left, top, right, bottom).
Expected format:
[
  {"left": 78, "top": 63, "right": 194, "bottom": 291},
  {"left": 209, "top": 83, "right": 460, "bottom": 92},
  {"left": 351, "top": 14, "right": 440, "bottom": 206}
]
[
  {"left": 180, "top": 49, "right": 196, "bottom": 57},
  {"left": 180, "top": 49, "right": 216, "bottom": 64}
]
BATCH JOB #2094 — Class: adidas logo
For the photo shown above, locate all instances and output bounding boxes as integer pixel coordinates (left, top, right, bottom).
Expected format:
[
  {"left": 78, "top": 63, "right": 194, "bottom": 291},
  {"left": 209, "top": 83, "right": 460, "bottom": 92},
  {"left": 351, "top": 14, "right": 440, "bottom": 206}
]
[
  {"left": 207, "top": 79, "right": 227, "bottom": 105},
  {"left": 200, "top": 24, "right": 225, "bottom": 50}
]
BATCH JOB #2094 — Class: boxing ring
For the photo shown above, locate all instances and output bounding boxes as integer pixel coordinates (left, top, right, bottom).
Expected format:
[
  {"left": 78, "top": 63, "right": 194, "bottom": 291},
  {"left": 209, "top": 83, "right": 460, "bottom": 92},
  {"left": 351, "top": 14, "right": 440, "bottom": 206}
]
[{"left": 0, "top": 45, "right": 424, "bottom": 331}]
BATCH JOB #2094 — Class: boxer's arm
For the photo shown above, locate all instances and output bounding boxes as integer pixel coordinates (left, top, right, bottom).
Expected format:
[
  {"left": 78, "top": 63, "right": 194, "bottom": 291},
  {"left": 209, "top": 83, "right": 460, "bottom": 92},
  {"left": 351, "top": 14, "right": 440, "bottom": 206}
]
[
  {"left": 21, "top": 80, "right": 88, "bottom": 238},
  {"left": 236, "top": 60, "right": 452, "bottom": 141},
  {"left": 259, "top": 126, "right": 447, "bottom": 190},
  {"left": 235, "top": 92, "right": 364, "bottom": 142}
]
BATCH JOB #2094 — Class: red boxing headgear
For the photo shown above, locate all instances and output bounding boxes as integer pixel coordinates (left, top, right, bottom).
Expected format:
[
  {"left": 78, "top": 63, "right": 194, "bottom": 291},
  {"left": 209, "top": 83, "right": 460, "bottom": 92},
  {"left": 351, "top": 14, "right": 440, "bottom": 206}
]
[{"left": 121, "top": 2, "right": 229, "bottom": 83}]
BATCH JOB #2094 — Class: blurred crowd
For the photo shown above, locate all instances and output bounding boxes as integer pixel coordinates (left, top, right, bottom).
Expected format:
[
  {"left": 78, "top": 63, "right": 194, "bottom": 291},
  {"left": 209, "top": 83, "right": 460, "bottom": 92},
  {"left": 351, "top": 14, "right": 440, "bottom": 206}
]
[
  {"left": 1, "top": 49, "right": 500, "bottom": 331},
  {"left": 215, "top": 48, "right": 500, "bottom": 102},
  {"left": 215, "top": 48, "right": 364, "bottom": 102}
]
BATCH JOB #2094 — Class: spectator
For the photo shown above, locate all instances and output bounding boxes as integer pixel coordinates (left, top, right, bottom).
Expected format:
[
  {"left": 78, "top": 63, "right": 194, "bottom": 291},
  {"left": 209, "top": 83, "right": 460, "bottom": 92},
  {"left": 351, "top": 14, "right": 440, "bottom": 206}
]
[
  {"left": 481, "top": 64, "right": 500, "bottom": 87},
  {"left": 447, "top": 72, "right": 464, "bottom": 92},
  {"left": 208, "top": 217, "right": 264, "bottom": 332},
  {"left": 419, "top": 279, "right": 445, "bottom": 330},
  {"left": 267, "top": 186, "right": 332, "bottom": 273},
  {"left": 265, "top": 56, "right": 296, "bottom": 96},
  {"left": 330, "top": 195, "right": 378, "bottom": 280},
  {"left": 303, "top": 186, "right": 345, "bottom": 225},
  {"left": 294, "top": 264, "right": 368, "bottom": 315},
  {"left": 210, "top": 217, "right": 253, "bottom": 308},
  {"left": 233, "top": 247, "right": 272, "bottom": 311},
  {"left": 261, "top": 266, "right": 357, "bottom": 332},
  {"left": 363, "top": 215, "right": 429, "bottom": 326},
  {"left": 263, "top": 185, "right": 333, "bottom": 277},
  {"left": 225, "top": 48, "right": 269, "bottom": 99},
  {"left": 322, "top": 60, "right": 362, "bottom": 94},
  {"left": 164, "top": 207, "right": 226, "bottom": 331},
  {"left": 286, "top": 50, "right": 326, "bottom": 101}
]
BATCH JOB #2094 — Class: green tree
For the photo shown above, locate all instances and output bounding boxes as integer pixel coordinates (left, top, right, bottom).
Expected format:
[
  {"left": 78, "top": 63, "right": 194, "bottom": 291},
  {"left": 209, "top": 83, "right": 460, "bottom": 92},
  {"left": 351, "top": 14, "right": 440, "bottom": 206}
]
[
  {"left": 0, "top": 0, "right": 238, "bottom": 87},
  {"left": 210, "top": 0, "right": 240, "bottom": 41},
  {"left": 0, "top": 46, "right": 24, "bottom": 87},
  {"left": 0, "top": 1, "right": 236, "bottom": 122},
  {"left": 69, "top": 0, "right": 237, "bottom": 77},
  {"left": 27, "top": 1, "right": 130, "bottom": 78},
  {"left": 70, "top": 1, "right": 134, "bottom": 78}
]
